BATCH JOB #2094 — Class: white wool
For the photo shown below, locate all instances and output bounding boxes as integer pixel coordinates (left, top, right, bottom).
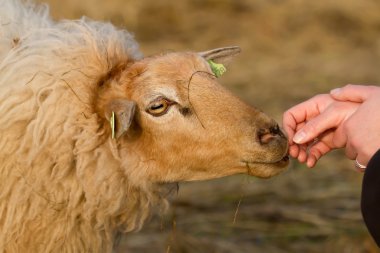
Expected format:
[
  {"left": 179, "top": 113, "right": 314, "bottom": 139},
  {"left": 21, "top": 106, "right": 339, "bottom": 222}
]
[{"left": 0, "top": 1, "right": 159, "bottom": 252}]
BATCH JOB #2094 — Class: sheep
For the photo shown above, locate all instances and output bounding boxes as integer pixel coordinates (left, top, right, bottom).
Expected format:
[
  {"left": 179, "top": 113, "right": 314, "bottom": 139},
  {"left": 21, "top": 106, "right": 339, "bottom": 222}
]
[{"left": 0, "top": 0, "right": 289, "bottom": 252}]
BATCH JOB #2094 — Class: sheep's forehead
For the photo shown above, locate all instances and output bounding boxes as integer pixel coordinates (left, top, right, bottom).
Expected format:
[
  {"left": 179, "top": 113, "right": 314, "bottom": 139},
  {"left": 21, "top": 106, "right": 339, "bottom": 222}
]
[
  {"left": 148, "top": 52, "right": 211, "bottom": 78},
  {"left": 135, "top": 53, "right": 214, "bottom": 99}
]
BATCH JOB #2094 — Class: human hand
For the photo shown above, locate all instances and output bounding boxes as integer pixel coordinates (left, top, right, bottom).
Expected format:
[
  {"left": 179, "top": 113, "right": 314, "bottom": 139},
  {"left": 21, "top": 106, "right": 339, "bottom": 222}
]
[
  {"left": 330, "top": 84, "right": 380, "bottom": 166},
  {"left": 283, "top": 94, "right": 359, "bottom": 168}
]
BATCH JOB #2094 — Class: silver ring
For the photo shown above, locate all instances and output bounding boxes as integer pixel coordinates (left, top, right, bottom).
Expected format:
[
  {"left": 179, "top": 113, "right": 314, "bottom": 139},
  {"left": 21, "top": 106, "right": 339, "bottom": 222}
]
[{"left": 355, "top": 159, "right": 366, "bottom": 172}]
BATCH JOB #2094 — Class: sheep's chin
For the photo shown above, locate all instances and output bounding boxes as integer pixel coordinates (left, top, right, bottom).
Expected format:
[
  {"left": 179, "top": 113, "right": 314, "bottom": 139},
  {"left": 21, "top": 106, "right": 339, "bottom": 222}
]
[{"left": 245, "top": 157, "right": 289, "bottom": 179}]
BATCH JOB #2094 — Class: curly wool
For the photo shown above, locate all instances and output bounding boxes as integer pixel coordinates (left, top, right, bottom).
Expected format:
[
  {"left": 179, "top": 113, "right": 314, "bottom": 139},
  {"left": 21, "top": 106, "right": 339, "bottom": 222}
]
[{"left": 0, "top": 1, "right": 163, "bottom": 252}]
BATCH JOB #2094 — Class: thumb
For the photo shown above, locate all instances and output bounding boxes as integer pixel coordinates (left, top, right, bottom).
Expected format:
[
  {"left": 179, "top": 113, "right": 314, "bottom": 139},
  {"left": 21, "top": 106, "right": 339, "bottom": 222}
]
[
  {"left": 293, "top": 105, "right": 346, "bottom": 144},
  {"left": 330, "top": 84, "right": 374, "bottom": 103}
]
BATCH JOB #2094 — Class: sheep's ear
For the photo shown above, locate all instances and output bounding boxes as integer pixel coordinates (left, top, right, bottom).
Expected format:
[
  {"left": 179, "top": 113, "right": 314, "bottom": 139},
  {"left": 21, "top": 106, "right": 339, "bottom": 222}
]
[
  {"left": 105, "top": 99, "right": 136, "bottom": 139},
  {"left": 198, "top": 46, "right": 241, "bottom": 64}
]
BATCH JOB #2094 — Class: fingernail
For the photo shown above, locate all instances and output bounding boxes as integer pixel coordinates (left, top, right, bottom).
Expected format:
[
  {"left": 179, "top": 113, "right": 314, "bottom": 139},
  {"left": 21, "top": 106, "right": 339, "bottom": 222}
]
[
  {"left": 293, "top": 130, "right": 306, "bottom": 144},
  {"left": 330, "top": 88, "right": 341, "bottom": 95}
]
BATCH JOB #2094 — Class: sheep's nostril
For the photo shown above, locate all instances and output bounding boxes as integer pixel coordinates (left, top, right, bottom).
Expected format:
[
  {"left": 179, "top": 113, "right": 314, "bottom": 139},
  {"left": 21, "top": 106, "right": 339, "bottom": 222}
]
[
  {"left": 270, "top": 125, "right": 280, "bottom": 135},
  {"left": 258, "top": 125, "right": 285, "bottom": 144},
  {"left": 259, "top": 132, "right": 274, "bottom": 144},
  {"left": 270, "top": 124, "right": 286, "bottom": 138},
  {"left": 258, "top": 128, "right": 272, "bottom": 144}
]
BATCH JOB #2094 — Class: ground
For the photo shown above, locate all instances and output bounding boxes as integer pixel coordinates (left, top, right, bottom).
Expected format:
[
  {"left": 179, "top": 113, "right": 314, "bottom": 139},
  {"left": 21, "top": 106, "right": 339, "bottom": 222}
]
[{"left": 39, "top": 0, "right": 380, "bottom": 252}]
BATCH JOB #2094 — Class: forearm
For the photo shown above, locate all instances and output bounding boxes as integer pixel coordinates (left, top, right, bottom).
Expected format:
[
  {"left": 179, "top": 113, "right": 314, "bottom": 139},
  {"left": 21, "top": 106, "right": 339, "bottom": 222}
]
[{"left": 361, "top": 148, "right": 380, "bottom": 247}]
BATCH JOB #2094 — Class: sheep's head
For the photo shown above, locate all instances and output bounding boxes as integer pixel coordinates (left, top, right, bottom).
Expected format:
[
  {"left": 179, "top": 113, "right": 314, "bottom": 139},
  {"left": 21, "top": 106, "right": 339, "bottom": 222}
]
[{"left": 96, "top": 47, "right": 289, "bottom": 182}]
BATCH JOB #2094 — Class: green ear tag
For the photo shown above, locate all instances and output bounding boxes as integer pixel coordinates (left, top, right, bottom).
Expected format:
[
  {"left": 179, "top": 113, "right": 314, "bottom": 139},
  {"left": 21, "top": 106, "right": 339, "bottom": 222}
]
[
  {"left": 110, "top": 111, "right": 115, "bottom": 139},
  {"left": 207, "top": 60, "right": 226, "bottom": 78}
]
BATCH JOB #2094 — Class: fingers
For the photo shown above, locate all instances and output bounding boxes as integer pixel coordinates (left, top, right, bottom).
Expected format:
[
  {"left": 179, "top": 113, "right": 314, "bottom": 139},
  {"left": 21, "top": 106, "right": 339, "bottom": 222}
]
[
  {"left": 296, "top": 144, "right": 308, "bottom": 163},
  {"left": 288, "top": 144, "right": 299, "bottom": 158},
  {"left": 290, "top": 138, "right": 332, "bottom": 168},
  {"left": 284, "top": 86, "right": 373, "bottom": 168},
  {"left": 283, "top": 95, "right": 350, "bottom": 168},
  {"left": 292, "top": 103, "right": 347, "bottom": 145},
  {"left": 290, "top": 127, "right": 347, "bottom": 168},
  {"left": 302, "top": 130, "right": 336, "bottom": 168},
  {"left": 355, "top": 154, "right": 369, "bottom": 169},
  {"left": 307, "top": 141, "right": 333, "bottom": 168},
  {"left": 282, "top": 94, "right": 334, "bottom": 145},
  {"left": 330, "top": 84, "right": 376, "bottom": 103},
  {"left": 289, "top": 123, "right": 308, "bottom": 159},
  {"left": 344, "top": 131, "right": 357, "bottom": 160},
  {"left": 289, "top": 133, "right": 333, "bottom": 167},
  {"left": 283, "top": 105, "right": 309, "bottom": 145},
  {"left": 282, "top": 111, "right": 297, "bottom": 145},
  {"left": 345, "top": 141, "right": 367, "bottom": 172}
]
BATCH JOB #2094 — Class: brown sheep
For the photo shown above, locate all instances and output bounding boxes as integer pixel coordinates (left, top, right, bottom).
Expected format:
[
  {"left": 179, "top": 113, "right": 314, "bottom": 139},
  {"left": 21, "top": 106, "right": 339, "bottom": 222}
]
[{"left": 0, "top": 0, "right": 289, "bottom": 252}]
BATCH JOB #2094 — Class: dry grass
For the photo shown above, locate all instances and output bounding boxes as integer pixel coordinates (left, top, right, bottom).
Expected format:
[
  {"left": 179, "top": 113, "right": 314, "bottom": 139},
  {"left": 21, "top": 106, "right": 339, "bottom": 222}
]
[{"left": 38, "top": 0, "right": 380, "bottom": 252}]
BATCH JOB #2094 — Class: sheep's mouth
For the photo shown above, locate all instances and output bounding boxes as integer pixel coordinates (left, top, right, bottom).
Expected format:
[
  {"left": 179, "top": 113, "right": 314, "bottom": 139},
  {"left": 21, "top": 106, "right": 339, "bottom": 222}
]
[
  {"left": 242, "top": 153, "right": 289, "bottom": 167},
  {"left": 242, "top": 153, "right": 289, "bottom": 178},
  {"left": 274, "top": 154, "right": 290, "bottom": 167}
]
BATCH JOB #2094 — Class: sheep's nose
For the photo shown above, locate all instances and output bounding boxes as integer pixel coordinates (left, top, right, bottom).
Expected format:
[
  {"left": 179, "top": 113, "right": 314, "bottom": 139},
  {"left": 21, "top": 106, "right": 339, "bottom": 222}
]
[{"left": 258, "top": 125, "right": 286, "bottom": 145}]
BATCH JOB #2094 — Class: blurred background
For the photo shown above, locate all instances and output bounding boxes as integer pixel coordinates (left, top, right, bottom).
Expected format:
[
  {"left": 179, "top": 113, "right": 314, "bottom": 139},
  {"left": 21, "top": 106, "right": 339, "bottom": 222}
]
[{"left": 38, "top": 0, "right": 380, "bottom": 252}]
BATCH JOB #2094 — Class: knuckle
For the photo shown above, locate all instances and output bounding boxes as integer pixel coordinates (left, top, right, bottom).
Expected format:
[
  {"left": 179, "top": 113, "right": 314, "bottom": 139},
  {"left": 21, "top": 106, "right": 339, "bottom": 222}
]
[
  {"left": 309, "top": 148, "right": 320, "bottom": 159},
  {"left": 283, "top": 111, "right": 295, "bottom": 125},
  {"left": 283, "top": 110, "right": 292, "bottom": 118}
]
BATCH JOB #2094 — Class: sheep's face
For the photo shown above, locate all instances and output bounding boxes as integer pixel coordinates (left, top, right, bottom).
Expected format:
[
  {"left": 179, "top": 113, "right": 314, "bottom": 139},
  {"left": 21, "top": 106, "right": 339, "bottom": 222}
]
[{"left": 99, "top": 48, "right": 288, "bottom": 182}]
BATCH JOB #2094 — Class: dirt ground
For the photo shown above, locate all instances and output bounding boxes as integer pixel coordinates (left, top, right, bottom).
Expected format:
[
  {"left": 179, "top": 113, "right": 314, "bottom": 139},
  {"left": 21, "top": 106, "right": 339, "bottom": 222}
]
[{"left": 39, "top": 0, "right": 380, "bottom": 252}]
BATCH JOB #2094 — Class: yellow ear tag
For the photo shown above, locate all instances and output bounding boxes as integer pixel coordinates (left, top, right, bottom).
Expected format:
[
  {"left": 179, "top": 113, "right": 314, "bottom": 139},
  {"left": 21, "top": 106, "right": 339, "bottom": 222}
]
[
  {"left": 110, "top": 111, "right": 115, "bottom": 139},
  {"left": 207, "top": 60, "right": 226, "bottom": 78}
]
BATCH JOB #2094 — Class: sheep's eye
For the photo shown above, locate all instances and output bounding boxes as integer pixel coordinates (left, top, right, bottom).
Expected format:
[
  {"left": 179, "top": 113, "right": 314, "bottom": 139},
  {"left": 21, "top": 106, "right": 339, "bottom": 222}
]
[{"left": 146, "top": 98, "right": 173, "bottom": 116}]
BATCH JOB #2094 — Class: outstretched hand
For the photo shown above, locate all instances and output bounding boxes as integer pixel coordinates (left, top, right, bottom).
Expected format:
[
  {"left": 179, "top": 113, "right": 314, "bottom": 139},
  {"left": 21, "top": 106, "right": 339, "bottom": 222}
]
[
  {"left": 283, "top": 93, "right": 359, "bottom": 167},
  {"left": 283, "top": 84, "right": 380, "bottom": 168}
]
